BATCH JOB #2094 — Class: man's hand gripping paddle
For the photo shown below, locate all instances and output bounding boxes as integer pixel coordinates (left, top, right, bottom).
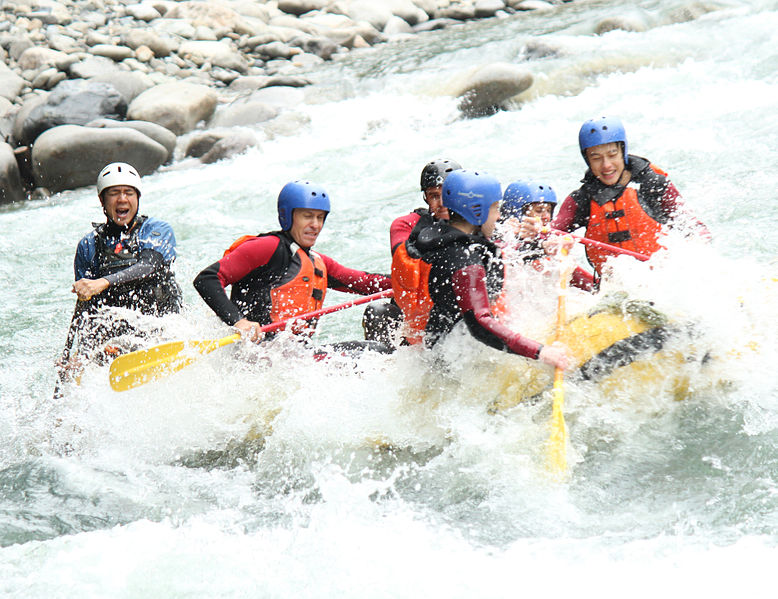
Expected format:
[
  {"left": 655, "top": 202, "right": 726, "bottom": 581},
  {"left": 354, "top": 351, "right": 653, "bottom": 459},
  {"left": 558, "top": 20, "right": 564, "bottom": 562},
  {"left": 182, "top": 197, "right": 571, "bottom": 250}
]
[{"left": 109, "top": 289, "right": 393, "bottom": 392}]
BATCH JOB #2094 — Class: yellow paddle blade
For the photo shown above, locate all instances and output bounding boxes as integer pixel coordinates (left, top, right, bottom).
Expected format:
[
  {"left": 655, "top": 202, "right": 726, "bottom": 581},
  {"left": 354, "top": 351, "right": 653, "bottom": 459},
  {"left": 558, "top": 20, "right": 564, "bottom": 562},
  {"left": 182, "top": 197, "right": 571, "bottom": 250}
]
[
  {"left": 546, "top": 243, "right": 570, "bottom": 479},
  {"left": 546, "top": 371, "right": 568, "bottom": 478},
  {"left": 109, "top": 334, "right": 241, "bottom": 392}
]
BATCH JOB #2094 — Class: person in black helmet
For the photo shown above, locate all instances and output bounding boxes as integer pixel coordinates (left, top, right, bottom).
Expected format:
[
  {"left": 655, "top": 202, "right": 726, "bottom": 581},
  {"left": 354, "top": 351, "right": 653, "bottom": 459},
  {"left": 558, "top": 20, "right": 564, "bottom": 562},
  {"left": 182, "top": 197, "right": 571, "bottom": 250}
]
[{"left": 362, "top": 159, "right": 461, "bottom": 346}]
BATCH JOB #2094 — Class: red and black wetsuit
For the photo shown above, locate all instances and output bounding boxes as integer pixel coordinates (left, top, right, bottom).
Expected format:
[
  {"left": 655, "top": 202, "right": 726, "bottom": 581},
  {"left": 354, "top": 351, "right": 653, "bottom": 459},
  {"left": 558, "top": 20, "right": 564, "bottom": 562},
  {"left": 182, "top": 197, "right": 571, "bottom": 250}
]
[
  {"left": 194, "top": 231, "right": 390, "bottom": 328},
  {"left": 552, "top": 155, "right": 709, "bottom": 275},
  {"left": 413, "top": 222, "right": 544, "bottom": 360},
  {"left": 390, "top": 208, "right": 430, "bottom": 255}
]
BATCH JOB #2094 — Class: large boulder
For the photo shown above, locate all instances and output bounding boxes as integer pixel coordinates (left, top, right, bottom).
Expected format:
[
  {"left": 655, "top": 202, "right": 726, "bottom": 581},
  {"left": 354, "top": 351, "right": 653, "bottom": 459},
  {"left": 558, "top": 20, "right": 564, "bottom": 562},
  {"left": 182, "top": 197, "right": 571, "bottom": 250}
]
[
  {"left": 453, "top": 63, "right": 534, "bottom": 117},
  {"left": 127, "top": 82, "right": 218, "bottom": 135},
  {"left": 87, "top": 118, "right": 177, "bottom": 163},
  {"left": 209, "top": 100, "right": 279, "bottom": 128},
  {"left": 90, "top": 71, "right": 156, "bottom": 104},
  {"left": 19, "top": 79, "right": 127, "bottom": 147},
  {"left": 0, "top": 142, "right": 25, "bottom": 205},
  {"left": 31, "top": 124, "right": 168, "bottom": 193},
  {"left": 278, "top": 0, "right": 328, "bottom": 17}
]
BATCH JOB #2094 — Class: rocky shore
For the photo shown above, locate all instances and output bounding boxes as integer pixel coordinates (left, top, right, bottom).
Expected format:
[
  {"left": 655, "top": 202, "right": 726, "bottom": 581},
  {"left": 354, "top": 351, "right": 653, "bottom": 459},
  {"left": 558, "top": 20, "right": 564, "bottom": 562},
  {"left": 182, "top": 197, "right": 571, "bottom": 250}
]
[{"left": 1, "top": 0, "right": 579, "bottom": 202}]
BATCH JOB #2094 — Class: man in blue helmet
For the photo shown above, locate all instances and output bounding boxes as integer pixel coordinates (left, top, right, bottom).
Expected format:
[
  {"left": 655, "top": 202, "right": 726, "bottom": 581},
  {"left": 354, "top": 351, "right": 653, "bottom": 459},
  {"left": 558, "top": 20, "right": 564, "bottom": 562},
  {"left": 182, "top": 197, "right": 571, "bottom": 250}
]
[
  {"left": 410, "top": 169, "right": 569, "bottom": 369},
  {"left": 541, "top": 116, "right": 709, "bottom": 280},
  {"left": 499, "top": 179, "right": 594, "bottom": 292},
  {"left": 194, "top": 180, "right": 391, "bottom": 344}
]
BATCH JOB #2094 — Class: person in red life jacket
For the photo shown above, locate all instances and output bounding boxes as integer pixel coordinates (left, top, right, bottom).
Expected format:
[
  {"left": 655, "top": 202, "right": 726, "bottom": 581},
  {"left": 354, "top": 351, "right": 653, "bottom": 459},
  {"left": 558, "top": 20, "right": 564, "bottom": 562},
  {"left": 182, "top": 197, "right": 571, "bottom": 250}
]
[
  {"left": 410, "top": 169, "right": 570, "bottom": 369},
  {"left": 193, "top": 180, "right": 392, "bottom": 351},
  {"left": 65, "top": 162, "right": 183, "bottom": 365},
  {"left": 524, "top": 116, "right": 709, "bottom": 282},
  {"left": 498, "top": 179, "right": 594, "bottom": 292},
  {"left": 362, "top": 158, "right": 461, "bottom": 346}
]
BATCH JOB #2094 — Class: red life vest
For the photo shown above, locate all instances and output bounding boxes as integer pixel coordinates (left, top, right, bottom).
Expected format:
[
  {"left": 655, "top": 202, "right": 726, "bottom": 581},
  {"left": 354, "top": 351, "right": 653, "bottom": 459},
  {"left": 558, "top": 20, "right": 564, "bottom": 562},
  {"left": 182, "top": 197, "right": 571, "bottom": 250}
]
[
  {"left": 585, "top": 165, "right": 668, "bottom": 273},
  {"left": 391, "top": 243, "right": 432, "bottom": 345}
]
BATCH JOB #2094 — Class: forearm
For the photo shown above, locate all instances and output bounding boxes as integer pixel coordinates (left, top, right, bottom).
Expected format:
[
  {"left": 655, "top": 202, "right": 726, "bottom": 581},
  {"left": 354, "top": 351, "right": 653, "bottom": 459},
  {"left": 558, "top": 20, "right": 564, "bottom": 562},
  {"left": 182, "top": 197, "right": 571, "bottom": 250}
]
[
  {"left": 323, "top": 255, "right": 391, "bottom": 294},
  {"left": 103, "top": 249, "right": 163, "bottom": 287},
  {"left": 193, "top": 263, "right": 244, "bottom": 325},
  {"left": 453, "top": 265, "right": 542, "bottom": 360}
]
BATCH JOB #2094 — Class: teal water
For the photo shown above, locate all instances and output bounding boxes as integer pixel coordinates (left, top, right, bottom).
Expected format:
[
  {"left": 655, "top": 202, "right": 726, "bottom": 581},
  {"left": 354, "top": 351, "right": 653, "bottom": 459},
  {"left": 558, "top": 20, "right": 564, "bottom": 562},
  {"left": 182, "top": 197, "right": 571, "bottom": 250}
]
[{"left": 2, "top": 1, "right": 778, "bottom": 596}]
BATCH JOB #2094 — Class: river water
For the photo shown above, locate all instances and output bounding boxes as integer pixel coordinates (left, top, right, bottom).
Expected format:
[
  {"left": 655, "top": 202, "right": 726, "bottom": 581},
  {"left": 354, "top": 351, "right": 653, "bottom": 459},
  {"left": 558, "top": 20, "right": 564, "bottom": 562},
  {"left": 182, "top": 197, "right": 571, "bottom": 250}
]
[{"left": 2, "top": 0, "right": 778, "bottom": 596}]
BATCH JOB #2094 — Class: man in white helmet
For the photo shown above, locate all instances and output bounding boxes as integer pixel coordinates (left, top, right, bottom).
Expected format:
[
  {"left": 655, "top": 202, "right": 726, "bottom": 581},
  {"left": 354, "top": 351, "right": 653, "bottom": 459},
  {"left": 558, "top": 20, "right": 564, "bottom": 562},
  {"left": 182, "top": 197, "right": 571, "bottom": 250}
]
[{"left": 71, "top": 162, "right": 182, "bottom": 337}]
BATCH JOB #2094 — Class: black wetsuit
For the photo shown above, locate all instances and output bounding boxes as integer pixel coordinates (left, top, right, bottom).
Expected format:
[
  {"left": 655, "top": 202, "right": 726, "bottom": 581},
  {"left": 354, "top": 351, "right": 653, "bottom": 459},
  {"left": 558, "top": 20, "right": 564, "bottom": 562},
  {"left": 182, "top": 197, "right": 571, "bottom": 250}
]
[{"left": 412, "top": 222, "right": 544, "bottom": 359}]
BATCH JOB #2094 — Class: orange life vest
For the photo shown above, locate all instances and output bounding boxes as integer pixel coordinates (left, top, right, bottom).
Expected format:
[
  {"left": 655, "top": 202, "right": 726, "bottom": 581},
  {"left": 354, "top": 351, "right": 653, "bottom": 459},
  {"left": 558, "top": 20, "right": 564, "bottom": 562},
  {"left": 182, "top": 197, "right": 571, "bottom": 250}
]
[
  {"left": 585, "top": 165, "right": 668, "bottom": 273},
  {"left": 391, "top": 243, "right": 432, "bottom": 345},
  {"left": 269, "top": 247, "right": 327, "bottom": 334},
  {"left": 224, "top": 235, "right": 327, "bottom": 334}
]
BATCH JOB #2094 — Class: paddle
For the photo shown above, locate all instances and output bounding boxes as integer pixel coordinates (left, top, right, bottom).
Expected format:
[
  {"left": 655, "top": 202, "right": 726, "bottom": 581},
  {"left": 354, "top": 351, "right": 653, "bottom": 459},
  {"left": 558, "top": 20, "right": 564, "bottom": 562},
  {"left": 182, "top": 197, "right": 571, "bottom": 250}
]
[
  {"left": 53, "top": 300, "right": 88, "bottom": 400},
  {"left": 548, "top": 229, "right": 650, "bottom": 262},
  {"left": 547, "top": 244, "right": 571, "bottom": 478},
  {"left": 109, "top": 288, "right": 394, "bottom": 392}
]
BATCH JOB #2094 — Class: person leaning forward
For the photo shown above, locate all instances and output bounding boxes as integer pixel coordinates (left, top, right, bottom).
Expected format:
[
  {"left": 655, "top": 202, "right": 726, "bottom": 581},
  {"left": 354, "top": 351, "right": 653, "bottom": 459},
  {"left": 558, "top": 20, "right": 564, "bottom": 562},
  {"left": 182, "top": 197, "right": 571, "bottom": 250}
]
[
  {"left": 411, "top": 169, "right": 569, "bottom": 370},
  {"left": 70, "top": 162, "right": 182, "bottom": 357},
  {"left": 193, "top": 180, "right": 392, "bottom": 348}
]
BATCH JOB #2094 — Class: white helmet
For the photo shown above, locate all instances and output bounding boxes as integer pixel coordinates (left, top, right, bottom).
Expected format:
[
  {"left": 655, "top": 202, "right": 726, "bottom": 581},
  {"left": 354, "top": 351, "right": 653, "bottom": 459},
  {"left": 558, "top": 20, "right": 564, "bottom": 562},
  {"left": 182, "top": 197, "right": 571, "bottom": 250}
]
[{"left": 96, "top": 162, "right": 142, "bottom": 198}]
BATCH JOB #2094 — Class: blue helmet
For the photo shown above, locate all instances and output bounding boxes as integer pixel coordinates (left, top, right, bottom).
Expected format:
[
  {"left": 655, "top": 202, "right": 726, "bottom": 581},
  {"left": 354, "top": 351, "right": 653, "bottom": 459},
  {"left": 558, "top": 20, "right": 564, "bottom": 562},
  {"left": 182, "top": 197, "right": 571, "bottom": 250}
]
[
  {"left": 277, "top": 180, "right": 330, "bottom": 231},
  {"left": 442, "top": 169, "right": 501, "bottom": 226},
  {"left": 501, "top": 180, "right": 557, "bottom": 220},
  {"left": 578, "top": 116, "right": 628, "bottom": 165}
]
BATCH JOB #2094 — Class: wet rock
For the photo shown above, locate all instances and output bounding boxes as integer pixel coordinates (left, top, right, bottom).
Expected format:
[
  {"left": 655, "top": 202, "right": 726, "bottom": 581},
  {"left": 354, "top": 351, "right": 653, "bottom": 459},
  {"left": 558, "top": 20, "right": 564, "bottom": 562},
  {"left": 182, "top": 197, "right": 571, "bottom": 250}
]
[
  {"left": 594, "top": 14, "right": 651, "bottom": 35},
  {"left": 30, "top": 67, "right": 66, "bottom": 91},
  {"left": 209, "top": 98, "right": 280, "bottom": 128},
  {"left": 122, "top": 29, "right": 179, "bottom": 58},
  {"left": 509, "top": 0, "right": 555, "bottom": 11},
  {"left": 384, "top": 16, "right": 414, "bottom": 36},
  {"left": 454, "top": 62, "right": 534, "bottom": 118},
  {"left": 439, "top": 3, "right": 477, "bottom": 20},
  {"left": 165, "top": 1, "right": 255, "bottom": 37},
  {"left": 125, "top": 3, "right": 162, "bottom": 22},
  {"left": 278, "top": 0, "right": 328, "bottom": 17},
  {"left": 19, "top": 79, "right": 127, "bottom": 147},
  {"left": 89, "top": 44, "right": 135, "bottom": 62},
  {"left": 520, "top": 38, "right": 564, "bottom": 60},
  {"left": 127, "top": 81, "right": 218, "bottom": 135},
  {"left": 90, "top": 71, "right": 156, "bottom": 104},
  {"left": 16, "top": 46, "right": 71, "bottom": 71},
  {"left": 665, "top": 2, "right": 723, "bottom": 24},
  {"left": 346, "top": 1, "right": 395, "bottom": 31},
  {"left": 68, "top": 55, "right": 124, "bottom": 79},
  {"left": 0, "top": 66, "right": 26, "bottom": 101},
  {"left": 0, "top": 142, "right": 26, "bottom": 204},
  {"left": 12, "top": 93, "right": 48, "bottom": 146},
  {"left": 475, "top": 0, "right": 507, "bottom": 18},
  {"left": 200, "top": 129, "right": 259, "bottom": 163},
  {"left": 178, "top": 40, "right": 250, "bottom": 72},
  {"left": 0, "top": 97, "right": 15, "bottom": 141},
  {"left": 262, "top": 110, "right": 311, "bottom": 139},
  {"left": 87, "top": 117, "right": 177, "bottom": 163},
  {"left": 8, "top": 37, "right": 35, "bottom": 62},
  {"left": 31, "top": 124, "right": 168, "bottom": 192}
]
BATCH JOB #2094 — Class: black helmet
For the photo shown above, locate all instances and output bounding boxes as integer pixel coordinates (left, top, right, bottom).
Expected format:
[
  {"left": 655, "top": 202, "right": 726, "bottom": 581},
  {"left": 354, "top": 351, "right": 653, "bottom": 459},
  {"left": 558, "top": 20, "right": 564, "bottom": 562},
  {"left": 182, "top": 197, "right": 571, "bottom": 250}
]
[{"left": 420, "top": 159, "right": 462, "bottom": 191}]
